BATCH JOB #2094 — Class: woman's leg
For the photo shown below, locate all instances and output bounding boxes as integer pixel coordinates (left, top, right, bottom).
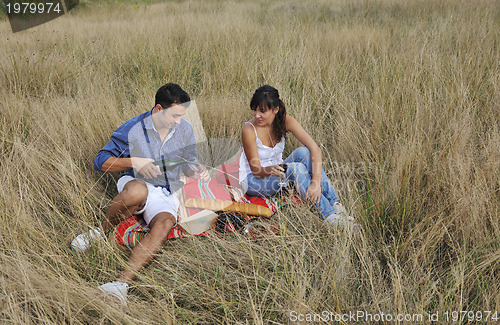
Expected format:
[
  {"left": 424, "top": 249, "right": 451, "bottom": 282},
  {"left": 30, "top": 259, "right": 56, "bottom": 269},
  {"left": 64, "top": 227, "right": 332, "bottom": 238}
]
[
  {"left": 244, "top": 173, "right": 283, "bottom": 197},
  {"left": 284, "top": 147, "right": 339, "bottom": 206},
  {"left": 243, "top": 160, "right": 336, "bottom": 218},
  {"left": 285, "top": 162, "right": 335, "bottom": 218}
]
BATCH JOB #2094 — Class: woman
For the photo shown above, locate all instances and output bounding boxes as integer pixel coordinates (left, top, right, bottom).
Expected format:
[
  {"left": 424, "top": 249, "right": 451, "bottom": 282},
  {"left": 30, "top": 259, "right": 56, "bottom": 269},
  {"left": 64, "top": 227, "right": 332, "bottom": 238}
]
[{"left": 238, "top": 85, "right": 353, "bottom": 225}]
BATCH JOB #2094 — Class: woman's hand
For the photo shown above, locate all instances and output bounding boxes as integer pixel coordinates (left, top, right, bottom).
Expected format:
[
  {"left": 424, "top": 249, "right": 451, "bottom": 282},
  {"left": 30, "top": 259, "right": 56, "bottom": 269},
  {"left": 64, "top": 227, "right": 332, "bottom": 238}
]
[
  {"left": 131, "top": 157, "right": 161, "bottom": 179},
  {"left": 306, "top": 181, "right": 321, "bottom": 204},
  {"left": 265, "top": 165, "right": 286, "bottom": 178}
]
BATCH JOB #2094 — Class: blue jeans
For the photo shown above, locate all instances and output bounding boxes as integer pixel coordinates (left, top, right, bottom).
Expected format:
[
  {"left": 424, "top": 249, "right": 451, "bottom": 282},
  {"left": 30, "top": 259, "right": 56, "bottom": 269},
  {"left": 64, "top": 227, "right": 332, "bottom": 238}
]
[{"left": 243, "top": 147, "right": 339, "bottom": 218}]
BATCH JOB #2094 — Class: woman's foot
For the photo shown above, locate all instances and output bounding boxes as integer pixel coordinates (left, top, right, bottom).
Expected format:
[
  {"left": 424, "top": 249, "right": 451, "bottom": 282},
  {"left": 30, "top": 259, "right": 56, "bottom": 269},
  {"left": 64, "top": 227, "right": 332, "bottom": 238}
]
[{"left": 325, "top": 202, "right": 356, "bottom": 227}]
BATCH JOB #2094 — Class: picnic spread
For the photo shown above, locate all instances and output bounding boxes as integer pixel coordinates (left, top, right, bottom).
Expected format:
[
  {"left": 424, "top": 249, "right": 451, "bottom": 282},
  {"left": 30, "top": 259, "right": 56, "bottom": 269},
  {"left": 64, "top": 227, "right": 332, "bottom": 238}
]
[{"left": 114, "top": 162, "right": 303, "bottom": 248}]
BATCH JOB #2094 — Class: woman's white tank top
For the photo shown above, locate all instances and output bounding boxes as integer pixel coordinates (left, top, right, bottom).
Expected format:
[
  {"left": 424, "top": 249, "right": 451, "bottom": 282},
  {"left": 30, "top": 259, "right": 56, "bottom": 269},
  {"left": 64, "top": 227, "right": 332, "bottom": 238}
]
[{"left": 238, "top": 122, "right": 285, "bottom": 183}]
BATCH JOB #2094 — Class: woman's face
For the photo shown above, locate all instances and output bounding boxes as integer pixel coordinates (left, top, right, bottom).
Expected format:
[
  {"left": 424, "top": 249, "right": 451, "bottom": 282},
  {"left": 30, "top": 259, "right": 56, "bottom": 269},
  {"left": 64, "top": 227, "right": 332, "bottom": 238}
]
[{"left": 252, "top": 105, "right": 278, "bottom": 127}]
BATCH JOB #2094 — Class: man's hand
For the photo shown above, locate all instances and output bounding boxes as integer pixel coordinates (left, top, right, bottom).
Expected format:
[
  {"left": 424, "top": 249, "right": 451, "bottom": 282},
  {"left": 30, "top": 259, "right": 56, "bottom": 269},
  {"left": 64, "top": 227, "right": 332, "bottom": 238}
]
[
  {"left": 306, "top": 181, "right": 321, "bottom": 204},
  {"left": 131, "top": 157, "right": 162, "bottom": 179},
  {"left": 191, "top": 165, "right": 210, "bottom": 183}
]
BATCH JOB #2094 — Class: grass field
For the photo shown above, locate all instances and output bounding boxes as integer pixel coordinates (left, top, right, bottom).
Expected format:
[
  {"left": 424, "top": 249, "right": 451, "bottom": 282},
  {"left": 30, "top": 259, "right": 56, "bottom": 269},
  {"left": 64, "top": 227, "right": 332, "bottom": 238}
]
[{"left": 0, "top": 0, "right": 499, "bottom": 323}]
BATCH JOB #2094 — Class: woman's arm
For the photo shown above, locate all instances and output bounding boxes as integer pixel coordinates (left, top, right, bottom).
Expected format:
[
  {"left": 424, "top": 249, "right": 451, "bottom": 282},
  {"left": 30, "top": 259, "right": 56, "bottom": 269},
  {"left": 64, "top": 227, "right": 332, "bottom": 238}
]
[
  {"left": 241, "top": 123, "right": 284, "bottom": 178},
  {"left": 286, "top": 116, "right": 323, "bottom": 202}
]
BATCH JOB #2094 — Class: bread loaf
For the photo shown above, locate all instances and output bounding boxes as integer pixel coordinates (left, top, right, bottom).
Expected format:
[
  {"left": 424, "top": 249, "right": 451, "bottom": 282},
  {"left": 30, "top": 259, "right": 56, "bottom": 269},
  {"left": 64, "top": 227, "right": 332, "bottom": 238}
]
[{"left": 185, "top": 198, "right": 272, "bottom": 218}]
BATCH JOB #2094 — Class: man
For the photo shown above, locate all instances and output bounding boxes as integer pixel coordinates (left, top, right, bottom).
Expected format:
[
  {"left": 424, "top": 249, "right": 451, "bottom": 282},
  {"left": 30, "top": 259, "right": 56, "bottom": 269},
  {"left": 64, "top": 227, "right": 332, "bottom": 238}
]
[{"left": 71, "top": 83, "right": 208, "bottom": 304}]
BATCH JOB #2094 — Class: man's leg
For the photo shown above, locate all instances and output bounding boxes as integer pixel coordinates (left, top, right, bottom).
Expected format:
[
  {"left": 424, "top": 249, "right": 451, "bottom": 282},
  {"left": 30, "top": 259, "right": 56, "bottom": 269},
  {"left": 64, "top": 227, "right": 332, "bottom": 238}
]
[
  {"left": 116, "top": 212, "right": 176, "bottom": 283},
  {"left": 71, "top": 179, "right": 148, "bottom": 253},
  {"left": 101, "top": 180, "right": 148, "bottom": 233},
  {"left": 97, "top": 184, "right": 178, "bottom": 303}
]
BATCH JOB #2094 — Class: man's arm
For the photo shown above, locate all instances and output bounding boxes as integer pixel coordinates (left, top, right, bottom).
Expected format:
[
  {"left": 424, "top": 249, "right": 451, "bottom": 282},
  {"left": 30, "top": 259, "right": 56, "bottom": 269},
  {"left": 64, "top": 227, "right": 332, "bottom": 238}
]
[
  {"left": 100, "top": 156, "right": 161, "bottom": 179},
  {"left": 179, "top": 122, "right": 199, "bottom": 175},
  {"left": 99, "top": 157, "right": 132, "bottom": 172},
  {"left": 93, "top": 119, "right": 161, "bottom": 178},
  {"left": 93, "top": 125, "right": 131, "bottom": 172},
  {"left": 178, "top": 121, "right": 210, "bottom": 181}
]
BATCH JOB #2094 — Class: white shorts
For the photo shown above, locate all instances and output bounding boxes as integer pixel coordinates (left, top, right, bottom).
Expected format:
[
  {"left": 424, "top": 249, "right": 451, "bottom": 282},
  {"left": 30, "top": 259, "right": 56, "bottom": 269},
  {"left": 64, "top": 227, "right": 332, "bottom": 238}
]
[{"left": 116, "top": 175, "right": 180, "bottom": 225}]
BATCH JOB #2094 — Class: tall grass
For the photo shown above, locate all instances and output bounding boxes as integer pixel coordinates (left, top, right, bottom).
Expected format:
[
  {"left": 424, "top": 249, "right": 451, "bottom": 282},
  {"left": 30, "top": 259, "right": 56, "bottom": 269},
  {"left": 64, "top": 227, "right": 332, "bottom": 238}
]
[{"left": 0, "top": 0, "right": 499, "bottom": 323}]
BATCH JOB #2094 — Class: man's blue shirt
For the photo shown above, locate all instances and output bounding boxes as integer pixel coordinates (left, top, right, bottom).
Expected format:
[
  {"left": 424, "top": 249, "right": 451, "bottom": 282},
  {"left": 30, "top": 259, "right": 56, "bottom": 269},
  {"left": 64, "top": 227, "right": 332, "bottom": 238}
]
[{"left": 94, "top": 109, "right": 197, "bottom": 193}]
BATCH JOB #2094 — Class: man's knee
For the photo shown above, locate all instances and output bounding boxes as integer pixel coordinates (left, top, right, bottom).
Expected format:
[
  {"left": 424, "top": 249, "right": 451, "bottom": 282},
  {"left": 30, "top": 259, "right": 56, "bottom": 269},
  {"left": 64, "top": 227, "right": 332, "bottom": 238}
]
[
  {"left": 117, "top": 180, "right": 148, "bottom": 207},
  {"left": 149, "top": 213, "right": 176, "bottom": 238}
]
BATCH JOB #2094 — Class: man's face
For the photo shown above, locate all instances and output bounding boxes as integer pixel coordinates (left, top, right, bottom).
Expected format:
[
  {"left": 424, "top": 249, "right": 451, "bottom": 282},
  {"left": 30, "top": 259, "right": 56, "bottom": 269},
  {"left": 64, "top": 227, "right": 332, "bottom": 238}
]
[{"left": 156, "top": 103, "right": 187, "bottom": 130}]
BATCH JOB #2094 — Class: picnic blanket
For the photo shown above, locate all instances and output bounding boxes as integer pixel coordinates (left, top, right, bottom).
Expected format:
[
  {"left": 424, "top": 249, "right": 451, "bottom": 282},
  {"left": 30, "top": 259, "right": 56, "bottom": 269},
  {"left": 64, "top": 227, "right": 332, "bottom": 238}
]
[{"left": 114, "top": 162, "right": 302, "bottom": 248}]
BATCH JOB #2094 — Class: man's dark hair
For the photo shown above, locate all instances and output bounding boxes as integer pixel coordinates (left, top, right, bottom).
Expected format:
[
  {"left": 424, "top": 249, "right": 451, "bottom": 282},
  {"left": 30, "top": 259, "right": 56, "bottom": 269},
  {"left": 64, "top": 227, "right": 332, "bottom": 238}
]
[{"left": 155, "top": 83, "right": 190, "bottom": 108}]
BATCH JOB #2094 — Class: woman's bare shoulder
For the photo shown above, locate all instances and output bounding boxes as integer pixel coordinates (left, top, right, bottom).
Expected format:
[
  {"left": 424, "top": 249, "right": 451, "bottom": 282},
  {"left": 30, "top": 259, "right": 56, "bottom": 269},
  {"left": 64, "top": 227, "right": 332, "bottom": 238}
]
[
  {"left": 285, "top": 115, "right": 300, "bottom": 130},
  {"left": 242, "top": 120, "right": 257, "bottom": 137}
]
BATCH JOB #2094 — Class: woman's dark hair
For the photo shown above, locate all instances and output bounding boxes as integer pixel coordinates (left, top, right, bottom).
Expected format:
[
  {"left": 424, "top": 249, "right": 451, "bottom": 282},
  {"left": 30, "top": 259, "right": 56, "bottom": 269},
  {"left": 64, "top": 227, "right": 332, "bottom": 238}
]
[
  {"left": 155, "top": 83, "right": 190, "bottom": 108},
  {"left": 250, "top": 85, "right": 287, "bottom": 141}
]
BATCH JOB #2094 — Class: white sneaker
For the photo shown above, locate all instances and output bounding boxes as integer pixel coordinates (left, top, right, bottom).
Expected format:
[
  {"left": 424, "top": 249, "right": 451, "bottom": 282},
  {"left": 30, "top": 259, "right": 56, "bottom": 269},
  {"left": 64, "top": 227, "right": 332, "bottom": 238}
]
[
  {"left": 70, "top": 227, "right": 104, "bottom": 253},
  {"left": 325, "top": 202, "right": 356, "bottom": 227},
  {"left": 97, "top": 281, "right": 129, "bottom": 305}
]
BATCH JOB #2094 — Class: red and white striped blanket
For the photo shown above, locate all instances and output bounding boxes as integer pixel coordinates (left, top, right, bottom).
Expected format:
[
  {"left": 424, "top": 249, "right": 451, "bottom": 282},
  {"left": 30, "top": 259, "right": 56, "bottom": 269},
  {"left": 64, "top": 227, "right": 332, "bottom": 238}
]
[{"left": 114, "top": 162, "right": 302, "bottom": 248}]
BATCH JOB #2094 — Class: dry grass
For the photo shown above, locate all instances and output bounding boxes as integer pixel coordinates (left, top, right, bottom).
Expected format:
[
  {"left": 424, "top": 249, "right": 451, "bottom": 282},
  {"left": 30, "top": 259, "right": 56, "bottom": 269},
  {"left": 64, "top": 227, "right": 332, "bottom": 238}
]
[{"left": 0, "top": 0, "right": 499, "bottom": 323}]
